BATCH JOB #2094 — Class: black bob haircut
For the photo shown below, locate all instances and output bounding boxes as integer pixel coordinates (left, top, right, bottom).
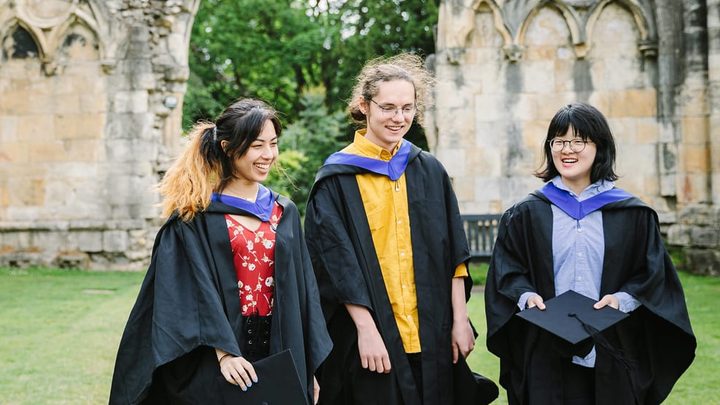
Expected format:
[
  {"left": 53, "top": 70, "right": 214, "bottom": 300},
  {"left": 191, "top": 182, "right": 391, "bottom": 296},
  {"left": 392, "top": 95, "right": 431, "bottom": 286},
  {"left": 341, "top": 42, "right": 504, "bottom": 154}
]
[{"left": 535, "top": 102, "right": 618, "bottom": 183}]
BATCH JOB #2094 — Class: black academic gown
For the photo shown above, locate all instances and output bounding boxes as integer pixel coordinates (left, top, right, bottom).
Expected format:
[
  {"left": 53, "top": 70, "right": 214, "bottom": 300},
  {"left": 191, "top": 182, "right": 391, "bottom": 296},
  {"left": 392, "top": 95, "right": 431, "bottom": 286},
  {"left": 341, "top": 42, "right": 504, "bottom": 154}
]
[
  {"left": 485, "top": 191, "right": 696, "bottom": 405},
  {"left": 109, "top": 196, "right": 332, "bottom": 405},
  {"left": 304, "top": 144, "right": 474, "bottom": 405}
]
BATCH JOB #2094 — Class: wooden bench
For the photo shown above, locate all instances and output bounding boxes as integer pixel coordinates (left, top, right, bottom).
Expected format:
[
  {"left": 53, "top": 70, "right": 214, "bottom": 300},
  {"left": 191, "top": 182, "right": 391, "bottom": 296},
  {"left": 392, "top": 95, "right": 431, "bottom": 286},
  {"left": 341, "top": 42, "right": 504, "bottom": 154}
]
[{"left": 461, "top": 214, "right": 502, "bottom": 262}]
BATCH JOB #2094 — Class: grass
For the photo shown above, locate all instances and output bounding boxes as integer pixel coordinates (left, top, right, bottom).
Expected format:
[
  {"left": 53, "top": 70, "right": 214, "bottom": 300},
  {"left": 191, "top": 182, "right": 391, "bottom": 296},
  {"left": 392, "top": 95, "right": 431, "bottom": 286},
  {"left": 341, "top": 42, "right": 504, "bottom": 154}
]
[
  {"left": 0, "top": 268, "right": 144, "bottom": 405},
  {"left": 470, "top": 261, "right": 490, "bottom": 286},
  {"left": 0, "top": 266, "right": 717, "bottom": 404}
]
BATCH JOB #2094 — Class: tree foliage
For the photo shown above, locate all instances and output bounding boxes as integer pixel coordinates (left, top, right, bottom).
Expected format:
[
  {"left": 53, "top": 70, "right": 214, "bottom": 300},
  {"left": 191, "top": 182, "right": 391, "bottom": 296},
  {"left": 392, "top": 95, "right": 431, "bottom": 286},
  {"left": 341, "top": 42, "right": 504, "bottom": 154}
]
[
  {"left": 266, "top": 89, "right": 347, "bottom": 215},
  {"left": 308, "top": 0, "right": 439, "bottom": 113},
  {"left": 184, "top": 0, "right": 325, "bottom": 127},
  {"left": 185, "top": 0, "right": 439, "bottom": 126}
]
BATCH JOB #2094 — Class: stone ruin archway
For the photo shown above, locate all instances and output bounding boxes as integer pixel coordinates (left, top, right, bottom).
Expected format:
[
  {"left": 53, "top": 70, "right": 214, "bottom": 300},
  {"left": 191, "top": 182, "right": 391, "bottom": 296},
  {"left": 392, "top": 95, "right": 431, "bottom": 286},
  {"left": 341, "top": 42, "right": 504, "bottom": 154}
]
[{"left": 0, "top": 0, "right": 200, "bottom": 269}]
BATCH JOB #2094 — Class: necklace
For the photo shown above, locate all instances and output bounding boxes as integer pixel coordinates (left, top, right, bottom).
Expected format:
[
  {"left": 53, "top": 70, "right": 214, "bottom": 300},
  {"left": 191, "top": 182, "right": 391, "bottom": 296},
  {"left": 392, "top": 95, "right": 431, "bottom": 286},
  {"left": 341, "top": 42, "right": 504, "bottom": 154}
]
[{"left": 222, "top": 182, "right": 259, "bottom": 202}]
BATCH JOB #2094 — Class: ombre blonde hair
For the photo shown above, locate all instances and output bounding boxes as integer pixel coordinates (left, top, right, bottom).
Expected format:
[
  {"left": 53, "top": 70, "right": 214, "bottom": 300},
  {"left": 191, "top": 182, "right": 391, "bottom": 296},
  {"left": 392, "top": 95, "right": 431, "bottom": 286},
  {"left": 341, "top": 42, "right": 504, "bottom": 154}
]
[
  {"left": 159, "top": 99, "right": 282, "bottom": 221},
  {"left": 348, "top": 53, "right": 434, "bottom": 127}
]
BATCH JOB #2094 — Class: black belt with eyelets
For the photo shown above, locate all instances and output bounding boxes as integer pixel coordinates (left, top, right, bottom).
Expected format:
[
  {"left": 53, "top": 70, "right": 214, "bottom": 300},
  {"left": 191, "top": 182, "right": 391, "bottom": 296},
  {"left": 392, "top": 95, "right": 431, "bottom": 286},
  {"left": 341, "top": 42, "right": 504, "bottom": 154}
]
[{"left": 242, "top": 314, "right": 272, "bottom": 362}]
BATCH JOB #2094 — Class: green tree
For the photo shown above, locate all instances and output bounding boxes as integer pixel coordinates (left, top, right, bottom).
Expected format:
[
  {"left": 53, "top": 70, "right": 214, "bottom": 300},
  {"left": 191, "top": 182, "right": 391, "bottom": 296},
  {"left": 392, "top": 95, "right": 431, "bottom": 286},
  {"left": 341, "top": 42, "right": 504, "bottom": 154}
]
[
  {"left": 266, "top": 89, "right": 347, "bottom": 215},
  {"left": 184, "top": 0, "right": 324, "bottom": 128},
  {"left": 265, "top": 149, "right": 308, "bottom": 199},
  {"left": 309, "top": 0, "right": 439, "bottom": 112}
]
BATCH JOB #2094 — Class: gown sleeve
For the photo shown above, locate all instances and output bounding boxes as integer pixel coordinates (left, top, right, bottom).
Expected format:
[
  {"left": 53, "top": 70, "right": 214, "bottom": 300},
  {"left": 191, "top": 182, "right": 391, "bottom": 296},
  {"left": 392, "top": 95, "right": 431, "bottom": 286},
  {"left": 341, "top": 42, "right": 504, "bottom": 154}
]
[
  {"left": 304, "top": 179, "right": 373, "bottom": 320},
  {"left": 441, "top": 168, "right": 472, "bottom": 291},
  {"left": 110, "top": 219, "right": 241, "bottom": 405},
  {"left": 600, "top": 207, "right": 696, "bottom": 403},
  {"left": 485, "top": 207, "right": 540, "bottom": 330},
  {"left": 290, "top": 202, "right": 333, "bottom": 377}
]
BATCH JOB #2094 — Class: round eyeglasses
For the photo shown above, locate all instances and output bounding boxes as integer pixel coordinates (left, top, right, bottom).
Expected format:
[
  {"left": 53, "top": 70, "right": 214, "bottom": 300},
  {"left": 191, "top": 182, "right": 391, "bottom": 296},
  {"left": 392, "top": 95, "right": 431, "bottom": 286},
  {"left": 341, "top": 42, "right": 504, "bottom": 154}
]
[
  {"left": 548, "top": 138, "right": 590, "bottom": 153},
  {"left": 370, "top": 99, "right": 416, "bottom": 118}
]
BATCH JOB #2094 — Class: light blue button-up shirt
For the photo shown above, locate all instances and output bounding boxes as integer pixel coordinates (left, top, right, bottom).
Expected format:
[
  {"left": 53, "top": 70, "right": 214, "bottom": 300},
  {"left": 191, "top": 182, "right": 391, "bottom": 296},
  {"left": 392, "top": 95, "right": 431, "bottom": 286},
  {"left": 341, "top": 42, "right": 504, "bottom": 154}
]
[{"left": 518, "top": 177, "right": 641, "bottom": 367}]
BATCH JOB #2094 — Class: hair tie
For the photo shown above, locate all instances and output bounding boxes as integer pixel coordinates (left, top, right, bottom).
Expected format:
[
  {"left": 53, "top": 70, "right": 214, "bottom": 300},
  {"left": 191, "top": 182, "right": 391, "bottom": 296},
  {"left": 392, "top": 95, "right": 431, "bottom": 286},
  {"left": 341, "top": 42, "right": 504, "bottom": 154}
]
[{"left": 212, "top": 126, "right": 217, "bottom": 142}]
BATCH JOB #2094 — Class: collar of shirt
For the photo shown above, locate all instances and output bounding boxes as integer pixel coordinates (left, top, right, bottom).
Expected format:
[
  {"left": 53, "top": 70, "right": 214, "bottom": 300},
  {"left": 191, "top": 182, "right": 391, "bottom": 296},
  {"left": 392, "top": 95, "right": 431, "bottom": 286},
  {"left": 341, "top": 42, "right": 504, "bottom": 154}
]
[
  {"left": 551, "top": 176, "right": 615, "bottom": 202},
  {"left": 344, "top": 129, "right": 402, "bottom": 161},
  {"left": 210, "top": 184, "right": 276, "bottom": 222}
]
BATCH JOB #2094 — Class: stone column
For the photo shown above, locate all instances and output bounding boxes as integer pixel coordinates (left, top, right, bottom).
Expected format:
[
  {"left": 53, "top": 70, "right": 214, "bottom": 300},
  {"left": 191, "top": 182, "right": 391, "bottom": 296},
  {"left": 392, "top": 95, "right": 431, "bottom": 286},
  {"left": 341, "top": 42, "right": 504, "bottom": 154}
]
[
  {"left": 678, "top": 0, "right": 711, "bottom": 205},
  {"left": 653, "top": 0, "right": 683, "bottom": 203},
  {"left": 666, "top": 0, "right": 719, "bottom": 275},
  {"left": 708, "top": 0, "right": 720, "bottom": 205},
  {"left": 682, "top": 0, "right": 720, "bottom": 275}
]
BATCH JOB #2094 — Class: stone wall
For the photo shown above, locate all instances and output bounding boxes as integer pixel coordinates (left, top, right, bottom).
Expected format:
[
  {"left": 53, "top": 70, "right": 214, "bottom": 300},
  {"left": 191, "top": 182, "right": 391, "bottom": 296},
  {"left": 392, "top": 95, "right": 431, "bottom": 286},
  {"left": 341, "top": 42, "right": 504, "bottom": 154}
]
[
  {"left": 2, "top": 0, "right": 716, "bottom": 273},
  {"left": 433, "top": 0, "right": 719, "bottom": 274},
  {"left": 0, "top": 0, "right": 199, "bottom": 269}
]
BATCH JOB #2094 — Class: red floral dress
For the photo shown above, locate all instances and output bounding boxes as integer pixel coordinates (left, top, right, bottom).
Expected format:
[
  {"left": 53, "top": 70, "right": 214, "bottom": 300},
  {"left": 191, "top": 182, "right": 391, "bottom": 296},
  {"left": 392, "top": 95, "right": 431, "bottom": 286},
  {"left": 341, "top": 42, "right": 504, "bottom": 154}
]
[{"left": 225, "top": 202, "right": 283, "bottom": 316}]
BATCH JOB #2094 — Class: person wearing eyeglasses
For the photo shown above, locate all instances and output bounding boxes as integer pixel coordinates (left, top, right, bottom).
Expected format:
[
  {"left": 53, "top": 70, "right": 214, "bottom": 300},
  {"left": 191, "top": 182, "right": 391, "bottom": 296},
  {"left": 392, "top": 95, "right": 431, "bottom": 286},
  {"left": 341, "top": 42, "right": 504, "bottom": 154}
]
[
  {"left": 304, "top": 53, "right": 496, "bottom": 405},
  {"left": 484, "top": 102, "right": 696, "bottom": 404}
]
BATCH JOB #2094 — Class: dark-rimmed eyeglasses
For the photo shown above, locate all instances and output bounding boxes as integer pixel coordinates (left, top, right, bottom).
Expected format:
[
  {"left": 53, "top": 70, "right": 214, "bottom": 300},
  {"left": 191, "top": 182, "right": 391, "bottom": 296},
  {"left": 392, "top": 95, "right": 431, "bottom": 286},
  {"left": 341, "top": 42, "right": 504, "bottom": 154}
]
[
  {"left": 369, "top": 99, "right": 416, "bottom": 118},
  {"left": 548, "top": 138, "right": 590, "bottom": 153}
]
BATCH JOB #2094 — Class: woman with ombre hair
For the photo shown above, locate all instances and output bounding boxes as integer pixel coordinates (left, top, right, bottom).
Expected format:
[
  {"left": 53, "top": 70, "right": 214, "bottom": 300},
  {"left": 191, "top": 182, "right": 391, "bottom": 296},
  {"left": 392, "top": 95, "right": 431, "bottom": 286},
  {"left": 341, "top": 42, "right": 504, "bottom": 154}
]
[{"left": 110, "top": 98, "right": 331, "bottom": 405}]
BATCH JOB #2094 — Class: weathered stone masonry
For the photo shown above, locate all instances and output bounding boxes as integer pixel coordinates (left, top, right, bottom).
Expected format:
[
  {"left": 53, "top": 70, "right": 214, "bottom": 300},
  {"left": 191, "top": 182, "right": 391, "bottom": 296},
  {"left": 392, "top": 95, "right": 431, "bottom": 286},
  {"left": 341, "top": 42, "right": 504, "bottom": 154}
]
[
  {"left": 432, "top": 0, "right": 719, "bottom": 274},
  {"left": 1, "top": 0, "right": 717, "bottom": 274},
  {"left": 0, "top": 0, "right": 199, "bottom": 269}
]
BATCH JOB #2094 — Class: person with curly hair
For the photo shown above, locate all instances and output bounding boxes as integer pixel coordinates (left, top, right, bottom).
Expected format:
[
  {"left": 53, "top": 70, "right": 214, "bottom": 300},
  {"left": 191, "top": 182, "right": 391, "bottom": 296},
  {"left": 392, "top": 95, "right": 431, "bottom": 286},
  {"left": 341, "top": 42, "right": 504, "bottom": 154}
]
[{"left": 305, "top": 53, "right": 495, "bottom": 405}]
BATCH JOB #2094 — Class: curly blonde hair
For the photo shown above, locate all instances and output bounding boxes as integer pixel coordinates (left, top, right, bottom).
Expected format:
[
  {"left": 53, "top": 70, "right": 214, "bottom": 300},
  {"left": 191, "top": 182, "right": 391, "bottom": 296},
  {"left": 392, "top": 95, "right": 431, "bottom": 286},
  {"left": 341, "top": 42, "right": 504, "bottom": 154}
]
[{"left": 348, "top": 53, "right": 434, "bottom": 127}]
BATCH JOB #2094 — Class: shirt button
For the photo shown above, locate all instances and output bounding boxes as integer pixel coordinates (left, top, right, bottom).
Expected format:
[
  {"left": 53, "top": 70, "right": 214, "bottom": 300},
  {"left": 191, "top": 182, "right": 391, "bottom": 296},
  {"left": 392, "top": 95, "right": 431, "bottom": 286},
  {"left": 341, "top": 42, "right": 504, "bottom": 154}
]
[
  {"left": 577, "top": 227, "right": 583, "bottom": 233},
  {"left": 576, "top": 276, "right": 583, "bottom": 281},
  {"left": 400, "top": 252, "right": 406, "bottom": 257},
  {"left": 577, "top": 252, "right": 583, "bottom": 257}
]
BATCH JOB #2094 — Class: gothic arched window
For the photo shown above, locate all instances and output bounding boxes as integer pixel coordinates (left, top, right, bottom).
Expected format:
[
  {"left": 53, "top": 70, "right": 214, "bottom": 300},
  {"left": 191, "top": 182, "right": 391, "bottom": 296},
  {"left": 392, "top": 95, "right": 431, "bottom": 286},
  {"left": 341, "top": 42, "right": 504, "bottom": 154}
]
[{"left": 2, "top": 26, "right": 40, "bottom": 59}]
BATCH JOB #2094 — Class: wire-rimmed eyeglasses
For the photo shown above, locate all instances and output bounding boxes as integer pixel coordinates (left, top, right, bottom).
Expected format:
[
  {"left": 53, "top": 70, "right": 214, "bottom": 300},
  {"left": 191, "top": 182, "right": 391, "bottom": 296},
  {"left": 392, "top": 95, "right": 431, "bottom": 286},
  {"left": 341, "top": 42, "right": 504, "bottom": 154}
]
[
  {"left": 548, "top": 138, "right": 590, "bottom": 153},
  {"left": 369, "top": 99, "right": 416, "bottom": 118}
]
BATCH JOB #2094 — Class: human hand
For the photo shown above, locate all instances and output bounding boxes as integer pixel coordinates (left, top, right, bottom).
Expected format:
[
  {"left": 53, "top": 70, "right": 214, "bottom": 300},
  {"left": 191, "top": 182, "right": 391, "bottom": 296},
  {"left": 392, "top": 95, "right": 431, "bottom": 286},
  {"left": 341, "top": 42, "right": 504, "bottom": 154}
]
[
  {"left": 527, "top": 294, "right": 546, "bottom": 310},
  {"left": 313, "top": 375, "right": 320, "bottom": 404},
  {"left": 451, "top": 318, "right": 475, "bottom": 364},
  {"left": 594, "top": 294, "right": 619, "bottom": 310},
  {"left": 357, "top": 325, "right": 391, "bottom": 373},
  {"left": 218, "top": 354, "right": 258, "bottom": 391}
]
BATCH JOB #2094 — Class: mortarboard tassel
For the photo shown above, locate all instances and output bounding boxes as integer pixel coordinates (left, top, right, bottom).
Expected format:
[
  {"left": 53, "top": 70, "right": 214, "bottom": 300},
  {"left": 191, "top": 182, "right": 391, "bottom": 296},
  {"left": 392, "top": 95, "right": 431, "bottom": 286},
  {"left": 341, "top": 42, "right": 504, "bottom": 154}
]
[{"left": 568, "top": 312, "right": 640, "bottom": 404}]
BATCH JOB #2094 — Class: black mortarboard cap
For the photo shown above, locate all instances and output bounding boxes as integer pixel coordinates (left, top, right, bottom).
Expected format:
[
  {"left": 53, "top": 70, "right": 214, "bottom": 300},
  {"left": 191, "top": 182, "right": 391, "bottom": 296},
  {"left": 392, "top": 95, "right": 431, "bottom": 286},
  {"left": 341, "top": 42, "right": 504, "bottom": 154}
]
[
  {"left": 453, "top": 355, "right": 499, "bottom": 405},
  {"left": 515, "top": 290, "right": 629, "bottom": 344},
  {"left": 216, "top": 349, "right": 308, "bottom": 404}
]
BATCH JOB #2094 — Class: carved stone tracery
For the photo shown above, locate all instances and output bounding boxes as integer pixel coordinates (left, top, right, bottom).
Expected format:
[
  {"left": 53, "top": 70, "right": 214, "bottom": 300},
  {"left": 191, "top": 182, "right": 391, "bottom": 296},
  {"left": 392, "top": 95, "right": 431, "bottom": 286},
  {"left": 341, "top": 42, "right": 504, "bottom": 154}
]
[{"left": 439, "top": 0, "right": 657, "bottom": 64}]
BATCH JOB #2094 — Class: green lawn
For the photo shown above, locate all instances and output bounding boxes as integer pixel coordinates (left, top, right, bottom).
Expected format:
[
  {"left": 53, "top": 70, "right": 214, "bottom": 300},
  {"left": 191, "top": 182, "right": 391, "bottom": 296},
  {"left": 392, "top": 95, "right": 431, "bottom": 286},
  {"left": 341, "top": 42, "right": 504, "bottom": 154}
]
[
  {"left": 0, "top": 267, "right": 717, "bottom": 404},
  {"left": 0, "top": 268, "right": 144, "bottom": 405}
]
